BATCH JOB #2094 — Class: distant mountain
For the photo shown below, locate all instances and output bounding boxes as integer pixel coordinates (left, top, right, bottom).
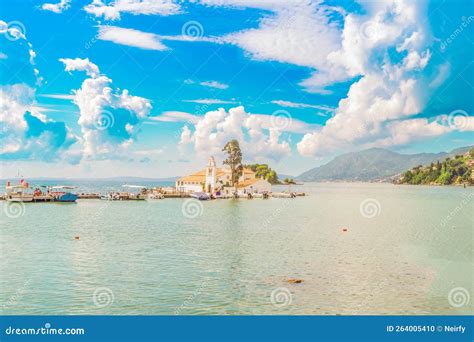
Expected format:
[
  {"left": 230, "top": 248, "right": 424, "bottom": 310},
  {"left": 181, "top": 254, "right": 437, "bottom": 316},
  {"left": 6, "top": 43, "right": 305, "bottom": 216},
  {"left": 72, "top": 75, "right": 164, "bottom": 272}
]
[{"left": 297, "top": 146, "right": 473, "bottom": 182}]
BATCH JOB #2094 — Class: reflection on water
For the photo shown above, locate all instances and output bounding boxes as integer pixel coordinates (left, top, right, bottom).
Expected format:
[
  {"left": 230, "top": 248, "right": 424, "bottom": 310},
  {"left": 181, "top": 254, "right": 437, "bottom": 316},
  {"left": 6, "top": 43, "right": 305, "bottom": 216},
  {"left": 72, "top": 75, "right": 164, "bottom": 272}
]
[{"left": 1, "top": 183, "right": 472, "bottom": 315}]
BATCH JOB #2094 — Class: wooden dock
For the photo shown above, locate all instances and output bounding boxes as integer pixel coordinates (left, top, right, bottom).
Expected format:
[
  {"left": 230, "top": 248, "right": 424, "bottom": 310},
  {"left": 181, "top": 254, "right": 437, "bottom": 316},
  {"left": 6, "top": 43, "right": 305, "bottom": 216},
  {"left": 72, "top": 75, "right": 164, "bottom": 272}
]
[{"left": 32, "top": 195, "right": 54, "bottom": 202}]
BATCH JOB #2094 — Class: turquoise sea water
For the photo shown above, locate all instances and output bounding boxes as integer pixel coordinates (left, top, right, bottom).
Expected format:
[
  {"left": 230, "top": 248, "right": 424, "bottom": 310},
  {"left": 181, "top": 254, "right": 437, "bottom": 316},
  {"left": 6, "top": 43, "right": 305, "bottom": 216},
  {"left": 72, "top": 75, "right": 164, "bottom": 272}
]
[{"left": 1, "top": 183, "right": 472, "bottom": 315}]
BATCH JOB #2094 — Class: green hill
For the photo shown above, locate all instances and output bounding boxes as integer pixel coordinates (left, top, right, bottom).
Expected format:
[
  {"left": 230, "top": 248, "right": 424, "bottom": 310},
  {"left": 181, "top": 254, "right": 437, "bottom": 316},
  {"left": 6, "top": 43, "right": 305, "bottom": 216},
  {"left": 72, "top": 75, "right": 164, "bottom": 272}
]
[
  {"left": 397, "top": 148, "right": 474, "bottom": 185},
  {"left": 297, "top": 147, "right": 473, "bottom": 182}
]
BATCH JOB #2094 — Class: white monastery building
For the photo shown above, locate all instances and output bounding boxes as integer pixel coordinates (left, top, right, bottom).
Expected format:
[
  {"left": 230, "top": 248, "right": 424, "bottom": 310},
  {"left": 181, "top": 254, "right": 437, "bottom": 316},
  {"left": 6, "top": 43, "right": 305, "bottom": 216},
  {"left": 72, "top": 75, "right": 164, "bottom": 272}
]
[{"left": 176, "top": 157, "right": 272, "bottom": 194}]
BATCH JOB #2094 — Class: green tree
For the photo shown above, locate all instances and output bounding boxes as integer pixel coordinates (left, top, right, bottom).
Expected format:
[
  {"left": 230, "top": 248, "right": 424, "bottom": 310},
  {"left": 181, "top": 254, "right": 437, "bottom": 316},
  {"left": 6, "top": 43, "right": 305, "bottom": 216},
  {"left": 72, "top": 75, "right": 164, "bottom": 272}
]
[
  {"left": 245, "top": 163, "right": 281, "bottom": 184},
  {"left": 265, "top": 170, "right": 278, "bottom": 184},
  {"left": 222, "top": 139, "right": 243, "bottom": 186}
]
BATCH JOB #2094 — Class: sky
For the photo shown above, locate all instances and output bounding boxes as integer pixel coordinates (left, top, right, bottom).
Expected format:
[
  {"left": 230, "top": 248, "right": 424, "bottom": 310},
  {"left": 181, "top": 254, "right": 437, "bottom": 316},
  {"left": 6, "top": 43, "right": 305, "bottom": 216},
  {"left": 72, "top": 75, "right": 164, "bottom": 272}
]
[{"left": 0, "top": 0, "right": 473, "bottom": 179}]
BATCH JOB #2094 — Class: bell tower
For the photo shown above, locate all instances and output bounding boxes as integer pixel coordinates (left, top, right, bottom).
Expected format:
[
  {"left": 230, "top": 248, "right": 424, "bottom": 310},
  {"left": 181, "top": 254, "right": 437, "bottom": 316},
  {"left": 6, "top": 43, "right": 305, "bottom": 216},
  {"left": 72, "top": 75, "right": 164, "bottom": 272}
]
[{"left": 205, "top": 156, "right": 216, "bottom": 193}]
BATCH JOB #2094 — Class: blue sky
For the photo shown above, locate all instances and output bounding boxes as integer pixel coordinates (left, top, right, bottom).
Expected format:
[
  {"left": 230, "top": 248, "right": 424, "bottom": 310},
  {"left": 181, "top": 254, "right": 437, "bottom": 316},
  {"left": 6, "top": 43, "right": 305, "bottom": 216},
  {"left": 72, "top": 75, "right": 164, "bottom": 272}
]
[{"left": 0, "top": 0, "right": 473, "bottom": 178}]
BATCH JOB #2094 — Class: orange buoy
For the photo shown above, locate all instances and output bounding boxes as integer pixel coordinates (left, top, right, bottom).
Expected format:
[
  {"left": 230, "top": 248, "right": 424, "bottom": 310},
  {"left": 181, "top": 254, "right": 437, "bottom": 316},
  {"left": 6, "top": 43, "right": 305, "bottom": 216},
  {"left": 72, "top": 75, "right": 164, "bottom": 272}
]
[
  {"left": 74, "top": 236, "right": 80, "bottom": 240},
  {"left": 287, "top": 278, "right": 303, "bottom": 284},
  {"left": 342, "top": 228, "right": 348, "bottom": 232}
]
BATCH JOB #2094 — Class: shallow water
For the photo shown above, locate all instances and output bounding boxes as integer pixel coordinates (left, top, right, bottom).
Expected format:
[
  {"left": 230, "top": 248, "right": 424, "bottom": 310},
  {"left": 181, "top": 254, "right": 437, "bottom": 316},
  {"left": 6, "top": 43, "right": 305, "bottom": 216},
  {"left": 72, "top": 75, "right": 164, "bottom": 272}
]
[{"left": 1, "top": 183, "right": 472, "bottom": 315}]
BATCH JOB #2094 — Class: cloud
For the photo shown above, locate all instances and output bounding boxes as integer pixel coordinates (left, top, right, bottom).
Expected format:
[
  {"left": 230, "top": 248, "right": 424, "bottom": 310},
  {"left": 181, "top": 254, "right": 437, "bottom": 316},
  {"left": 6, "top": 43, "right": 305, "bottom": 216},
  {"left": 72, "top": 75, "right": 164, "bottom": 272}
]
[
  {"left": 150, "top": 111, "right": 200, "bottom": 124},
  {"left": 38, "top": 93, "right": 75, "bottom": 100},
  {"left": 179, "top": 106, "right": 291, "bottom": 161},
  {"left": 84, "top": 0, "right": 181, "bottom": 20},
  {"left": 211, "top": 1, "right": 343, "bottom": 93},
  {"left": 0, "top": 28, "right": 74, "bottom": 161},
  {"left": 98, "top": 25, "right": 168, "bottom": 51},
  {"left": 60, "top": 57, "right": 152, "bottom": 158},
  {"left": 182, "top": 99, "right": 237, "bottom": 104},
  {"left": 295, "top": 0, "right": 459, "bottom": 156},
  {"left": 152, "top": 109, "right": 318, "bottom": 134},
  {"left": 59, "top": 57, "right": 100, "bottom": 77},
  {"left": 250, "top": 114, "right": 321, "bottom": 134},
  {"left": 377, "top": 118, "right": 451, "bottom": 147},
  {"left": 0, "top": 19, "right": 43, "bottom": 85},
  {"left": 429, "top": 63, "right": 451, "bottom": 88},
  {"left": 96, "top": 24, "right": 222, "bottom": 51},
  {"left": 271, "top": 100, "right": 334, "bottom": 112},
  {"left": 41, "top": 0, "right": 71, "bottom": 13},
  {"left": 130, "top": 148, "right": 163, "bottom": 162},
  {"left": 200, "top": 80, "right": 229, "bottom": 90},
  {"left": 0, "top": 84, "right": 77, "bottom": 160}
]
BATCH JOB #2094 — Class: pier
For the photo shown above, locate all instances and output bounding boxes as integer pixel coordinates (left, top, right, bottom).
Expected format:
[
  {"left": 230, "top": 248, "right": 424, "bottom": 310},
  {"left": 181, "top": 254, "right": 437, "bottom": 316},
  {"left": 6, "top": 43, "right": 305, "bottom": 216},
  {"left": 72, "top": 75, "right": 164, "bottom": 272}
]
[{"left": 1, "top": 191, "right": 305, "bottom": 201}]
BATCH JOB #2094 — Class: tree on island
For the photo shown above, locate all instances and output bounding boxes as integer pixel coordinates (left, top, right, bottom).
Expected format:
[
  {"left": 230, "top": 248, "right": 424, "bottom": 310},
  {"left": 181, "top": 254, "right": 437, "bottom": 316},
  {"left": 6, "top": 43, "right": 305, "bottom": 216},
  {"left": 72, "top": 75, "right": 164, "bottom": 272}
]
[
  {"left": 245, "top": 163, "right": 280, "bottom": 184},
  {"left": 222, "top": 139, "right": 243, "bottom": 186}
]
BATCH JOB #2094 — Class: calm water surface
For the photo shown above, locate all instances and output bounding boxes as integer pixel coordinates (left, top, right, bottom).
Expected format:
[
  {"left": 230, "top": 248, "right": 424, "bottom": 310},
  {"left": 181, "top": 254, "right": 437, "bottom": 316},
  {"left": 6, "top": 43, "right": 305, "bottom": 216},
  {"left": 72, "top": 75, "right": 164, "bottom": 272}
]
[{"left": 1, "top": 183, "right": 472, "bottom": 315}]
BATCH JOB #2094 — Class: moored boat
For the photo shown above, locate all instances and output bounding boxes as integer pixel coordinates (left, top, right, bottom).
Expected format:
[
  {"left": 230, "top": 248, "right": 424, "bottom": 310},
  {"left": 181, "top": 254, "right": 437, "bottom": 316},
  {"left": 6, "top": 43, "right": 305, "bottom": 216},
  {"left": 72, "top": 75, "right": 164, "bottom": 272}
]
[
  {"left": 5, "top": 180, "right": 34, "bottom": 202},
  {"left": 48, "top": 186, "right": 78, "bottom": 202},
  {"left": 190, "top": 192, "right": 210, "bottom": 200}
]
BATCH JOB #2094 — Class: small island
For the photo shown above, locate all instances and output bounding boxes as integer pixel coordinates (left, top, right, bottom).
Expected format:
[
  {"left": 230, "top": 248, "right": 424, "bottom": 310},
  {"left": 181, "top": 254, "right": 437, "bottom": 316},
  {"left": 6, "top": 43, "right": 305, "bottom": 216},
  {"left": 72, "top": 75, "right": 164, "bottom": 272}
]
[{"left": 396, "top": 148, "right": 474, "bottom": 185}]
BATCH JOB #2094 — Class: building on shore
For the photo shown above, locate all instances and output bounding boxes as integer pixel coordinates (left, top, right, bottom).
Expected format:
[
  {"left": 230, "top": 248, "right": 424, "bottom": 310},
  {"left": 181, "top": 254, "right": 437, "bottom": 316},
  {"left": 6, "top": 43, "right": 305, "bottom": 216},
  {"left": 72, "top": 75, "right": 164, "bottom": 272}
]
[{"left": 175, "top": 157, "right": 271, "bottom": 194}]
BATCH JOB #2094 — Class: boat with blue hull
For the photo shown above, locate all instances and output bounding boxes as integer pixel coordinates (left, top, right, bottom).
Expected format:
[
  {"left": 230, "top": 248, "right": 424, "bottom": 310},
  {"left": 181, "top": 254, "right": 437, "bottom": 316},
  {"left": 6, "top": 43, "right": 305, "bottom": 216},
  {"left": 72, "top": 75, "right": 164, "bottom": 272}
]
[{"left": 49, "top": 186, "right": 78, "bottom": 202}]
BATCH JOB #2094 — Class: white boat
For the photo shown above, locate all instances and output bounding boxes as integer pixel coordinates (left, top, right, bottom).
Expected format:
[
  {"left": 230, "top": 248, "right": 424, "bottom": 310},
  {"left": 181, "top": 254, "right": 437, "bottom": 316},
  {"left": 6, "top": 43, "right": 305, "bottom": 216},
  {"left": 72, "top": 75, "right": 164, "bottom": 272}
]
[
  {"left": 5, "top": 180, "right": 34, "bottom": 202},
  {"left": 5, "top": 191, "right": 34, "bottom": 202}
]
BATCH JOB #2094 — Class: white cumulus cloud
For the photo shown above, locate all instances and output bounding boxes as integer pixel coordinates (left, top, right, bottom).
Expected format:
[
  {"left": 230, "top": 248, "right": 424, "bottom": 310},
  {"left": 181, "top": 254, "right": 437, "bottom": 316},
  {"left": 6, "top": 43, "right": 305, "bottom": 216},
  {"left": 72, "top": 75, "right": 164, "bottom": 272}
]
[
  {"left": 41, "top": 0, "right": 71, "bottom": 13},
  {"left": 59, "top": 57, "right": 100, "bottom": 78},
  {"left": 98, "top": 25, "right": 168, "bottom": 51},
  {"left": 295, "top": 0, "right": 456, "bottom": 156},
  {"left": 179, "top": 106, "right": 291, "bottom": 162},
  {"left": 0, "top": 84, "right": 77, "bottom": 160},
  {"left": 84, "top": 0, "right": 181, "bottom": 20},
  {"left": 200, "top": 80, "right": 229, "bottom": 90},
  {"left": 60, "top": 57, "right": 152, "bottom": 158}
]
